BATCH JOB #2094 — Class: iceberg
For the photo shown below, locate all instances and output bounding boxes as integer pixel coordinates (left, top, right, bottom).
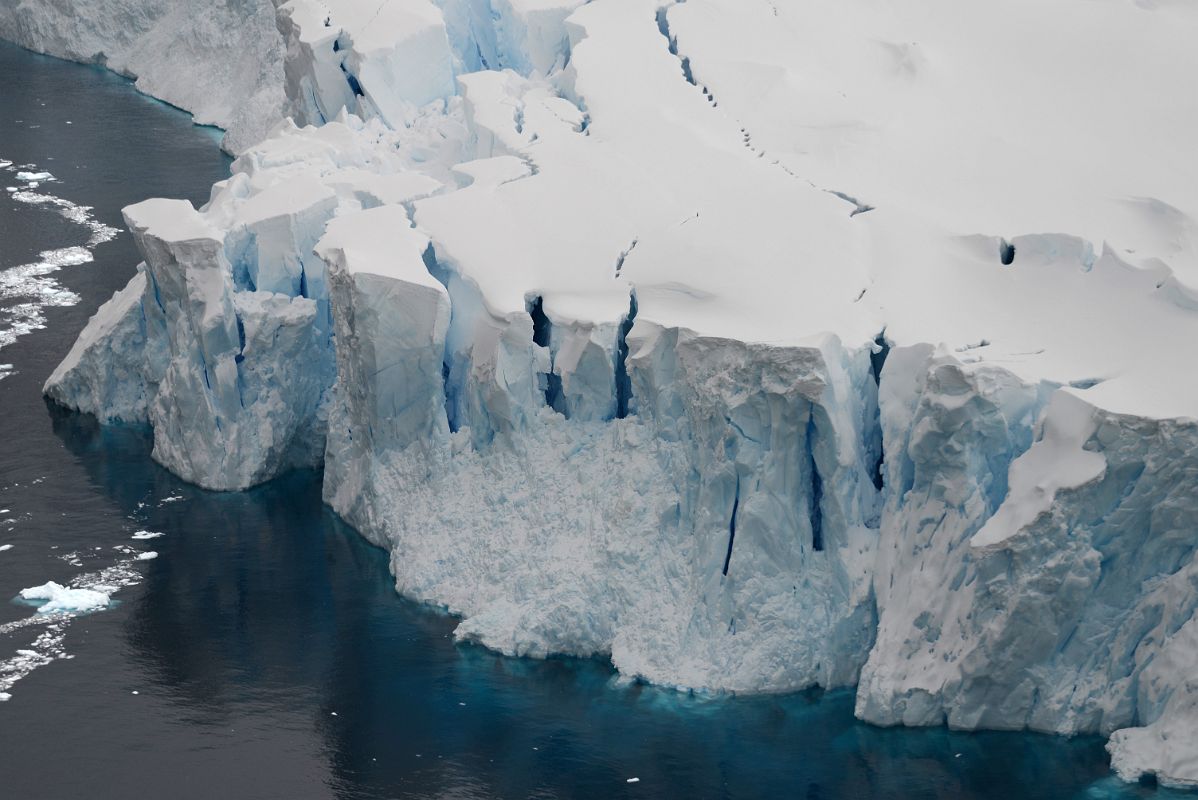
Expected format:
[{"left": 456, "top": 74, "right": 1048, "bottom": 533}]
[
  {"left": 18, "top": 0, "right": 1198, "bottom": 786},
  {"left": 18, "top": 582, "right": 110, "bottom": 614}
]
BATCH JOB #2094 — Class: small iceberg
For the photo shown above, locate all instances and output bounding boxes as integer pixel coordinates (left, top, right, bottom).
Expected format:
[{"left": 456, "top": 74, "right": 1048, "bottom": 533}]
[
  {"left": 131, "top": 531, "right": 164, "bottom": 540},
  {"left": 17, "top": 581, "right": 110, "bottom": 613}
]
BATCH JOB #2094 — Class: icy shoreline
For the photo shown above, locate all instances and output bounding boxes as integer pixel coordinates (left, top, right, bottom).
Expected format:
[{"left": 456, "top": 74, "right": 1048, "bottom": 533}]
[
  {"left": 13, "top": 0, "right": 1198, "bottom": 788},
  {"left": 0, "top": 0, "right": 284, "bottom": 153}
]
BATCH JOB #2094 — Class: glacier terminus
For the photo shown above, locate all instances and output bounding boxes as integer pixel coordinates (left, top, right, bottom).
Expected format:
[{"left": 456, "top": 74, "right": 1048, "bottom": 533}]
[{"left": 7, "top": 0, "right": 1198, "bottom": 788}]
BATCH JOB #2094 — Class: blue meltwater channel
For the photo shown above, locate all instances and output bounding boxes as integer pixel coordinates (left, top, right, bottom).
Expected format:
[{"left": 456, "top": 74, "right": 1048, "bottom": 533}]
[{"left": 0, "top": 40, "right": 1186, "bottom": 800}]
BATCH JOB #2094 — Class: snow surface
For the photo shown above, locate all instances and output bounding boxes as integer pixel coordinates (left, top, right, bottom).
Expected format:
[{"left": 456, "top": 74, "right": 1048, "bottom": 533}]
[{"left": 33, "top": 0, "right": 1198, "bottom": 787}]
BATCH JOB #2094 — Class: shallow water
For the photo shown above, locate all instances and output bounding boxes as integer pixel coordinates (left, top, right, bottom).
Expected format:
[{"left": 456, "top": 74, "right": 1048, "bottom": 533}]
[{"left": 0, "top": 39, "right": 1188, "bottom": 799}]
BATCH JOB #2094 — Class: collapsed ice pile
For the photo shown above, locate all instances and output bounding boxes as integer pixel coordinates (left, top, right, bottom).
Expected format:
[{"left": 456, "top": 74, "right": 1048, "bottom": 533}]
[{"left": 22, "top": 0, "right": 1198, "bottom": 787}]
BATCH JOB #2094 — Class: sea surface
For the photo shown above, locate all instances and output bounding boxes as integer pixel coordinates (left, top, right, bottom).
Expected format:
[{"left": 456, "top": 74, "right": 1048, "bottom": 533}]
[{"left": 0, "top": 40, "right": 1187, "bottom": 800}]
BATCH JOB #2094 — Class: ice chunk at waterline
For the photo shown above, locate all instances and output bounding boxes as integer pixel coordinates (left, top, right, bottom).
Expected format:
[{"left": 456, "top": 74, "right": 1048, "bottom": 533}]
[{"left": 17, "top": 582, "right": 110, "bottom": 614}]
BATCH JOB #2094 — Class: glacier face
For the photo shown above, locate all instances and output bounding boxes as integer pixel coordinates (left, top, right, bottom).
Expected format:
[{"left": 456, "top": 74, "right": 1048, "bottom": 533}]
[
  {"left": 23, "top": 0, "right": 1198, "bottom": 788},
  {"left": 0, "top": 0, "right": 284, "bottom": 153}
]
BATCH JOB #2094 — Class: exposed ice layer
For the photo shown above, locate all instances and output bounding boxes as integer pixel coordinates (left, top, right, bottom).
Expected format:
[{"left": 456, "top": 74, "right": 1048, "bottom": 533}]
[
  {"left": 0, "top": 0, "right": 284, "bottom": 153},
  {"left": 861, "top": 379, "right": 1198, "bottom": 786},
  {"left": 608, "top": 324, "right": 880, "bottom": 690},
  {"left": 44, "top": 269, "right": 163, "bottom": 422},
  {"left": 278, "top": 0, "right": 455, "bottom": 130},
  {"left": 317, "top": 204, "right": 451, "bottom": 528},
  {"left": 1108, "top": 615, "right": 1198, "bottom": 790},
  {"left": 437, "top": 0, "right": 585, "bottom": 77},
  {"left": 322, "top": 299, "right": 881, "bottom": 692},
  {"left": 475, "top": 0, "right": 588, "bottom": 75},
  {"left": 39, "top": 0, "right": 1198, "bottom": 788},
  {"left": 46, "top": 113, "right": 461, "bottom": 489},
  {"left": 277, "top": 0, "right": 584, "bottom": 131},
  {"left": 126, "top": 198, "right": 329, "bottom": 488},
  {"left": 857, "top": 350, "right": 1050, "bottom": 726}
]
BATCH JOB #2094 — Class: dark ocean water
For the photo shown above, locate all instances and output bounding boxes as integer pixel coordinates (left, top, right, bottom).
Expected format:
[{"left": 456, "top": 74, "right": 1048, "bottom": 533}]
[{"left": 0, "top": 40, "right": 1187, "bottom": 800}]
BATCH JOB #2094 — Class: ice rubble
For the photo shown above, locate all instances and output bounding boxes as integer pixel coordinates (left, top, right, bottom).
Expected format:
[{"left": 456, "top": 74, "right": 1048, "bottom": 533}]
[{"left": 32, "top": 0, "right": 1198, "bottom": 787}]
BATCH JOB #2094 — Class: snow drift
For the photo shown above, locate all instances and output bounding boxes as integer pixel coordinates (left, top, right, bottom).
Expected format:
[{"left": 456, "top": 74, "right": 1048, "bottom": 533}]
[{"left": 21, "top": 0, "right": 1198, "bottom": 788}]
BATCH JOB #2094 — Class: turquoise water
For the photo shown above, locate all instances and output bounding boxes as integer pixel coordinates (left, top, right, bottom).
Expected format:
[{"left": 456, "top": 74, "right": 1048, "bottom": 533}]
[{"left": 0, "top": 40, "right": 1189, "bottom": 799}]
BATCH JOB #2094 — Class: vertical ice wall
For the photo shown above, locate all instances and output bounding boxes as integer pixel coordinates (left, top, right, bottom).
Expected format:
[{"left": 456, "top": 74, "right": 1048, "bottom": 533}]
[
  {"left": 125, "top": 198, "right": 329, "bottom": 488},
  {"left": 0, "top": 0, "right": 284, "bottom": 152},
  {"left": 859, "top": 361, "right": 1198, "bottom": 787}
]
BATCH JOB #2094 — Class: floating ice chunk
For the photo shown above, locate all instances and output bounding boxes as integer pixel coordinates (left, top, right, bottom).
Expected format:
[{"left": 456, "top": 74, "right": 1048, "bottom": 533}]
[
  {"left": 131, "top": 531, "right": 164, "bottom": 540},
  {"left": 135, "top": 551, "right": 158, "bottom": 561},
  {"left": 627, "top": 777, "right": 640, "bottom": 783},
  {"left": 16, "top": 171, "right": 53, "bottom": 182},
  {"left": 0, "top": 544, "right": 12, "bottom": 552},
  {"left": 18, "top": 582, "right": 110, "bottom": 613}
]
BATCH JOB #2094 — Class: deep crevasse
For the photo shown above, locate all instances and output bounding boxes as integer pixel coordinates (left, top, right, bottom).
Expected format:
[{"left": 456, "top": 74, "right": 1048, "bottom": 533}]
[{"left": 24, "top": 0, "right": 1198, "bottom": 789}]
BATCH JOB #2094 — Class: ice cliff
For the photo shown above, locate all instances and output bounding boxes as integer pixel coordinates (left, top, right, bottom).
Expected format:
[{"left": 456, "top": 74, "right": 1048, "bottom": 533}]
[
  {"left": 19, "top": 0, "right": 1198, "bottom": 788},
  {"left": 0, "top": 0, "right": 284, "bottom": 152}
]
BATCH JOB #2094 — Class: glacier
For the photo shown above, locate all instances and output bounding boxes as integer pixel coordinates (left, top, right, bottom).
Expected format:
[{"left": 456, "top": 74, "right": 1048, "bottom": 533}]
[{"left": 9, "top": 0, "right": 1198, "bottom": 788}]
